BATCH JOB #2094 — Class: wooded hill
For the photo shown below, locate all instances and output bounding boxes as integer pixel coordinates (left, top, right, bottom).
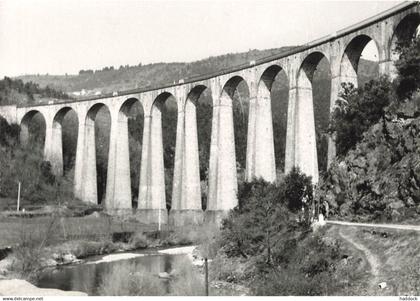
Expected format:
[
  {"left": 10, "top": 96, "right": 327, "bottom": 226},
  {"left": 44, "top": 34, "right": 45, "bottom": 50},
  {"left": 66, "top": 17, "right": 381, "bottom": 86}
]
[
  {"left": 16, "top": 46, "right": 377, "bottom": 97},
  {"left": 17, "top": 48, "right": 297, "bottom": 95}
]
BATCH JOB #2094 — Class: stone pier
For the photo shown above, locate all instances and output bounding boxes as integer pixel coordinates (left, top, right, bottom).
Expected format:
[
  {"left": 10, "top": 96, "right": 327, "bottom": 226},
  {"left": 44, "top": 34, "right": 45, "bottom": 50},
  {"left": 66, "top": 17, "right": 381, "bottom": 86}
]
[
  {"left": 105, "top": 106, "right": 132, "bottom": 211},
  {"left": 206, "top": 85, "right": 238, "bottom": 224},
  {"left": 138, "top": 102, "right": 168, "bottom": 224},
  {"left": 170, "top": 95, "right": 203, "bottom": 226}
]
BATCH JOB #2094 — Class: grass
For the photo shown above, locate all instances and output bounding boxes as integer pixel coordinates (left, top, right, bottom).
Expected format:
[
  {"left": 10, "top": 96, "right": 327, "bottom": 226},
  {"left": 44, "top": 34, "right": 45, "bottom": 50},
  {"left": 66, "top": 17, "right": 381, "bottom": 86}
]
[
  {"left": 325, "top": 225, "right": 420, "bottom": 296},
  {"left": 324, "top": 225, "right": 372, "bottom": 295},
  {"left": 353, "top": 227, "right": 420, "bottom": 295},
  {"left": 243, "top": 228, "right": 346, "bottom": 296},
  {"left": 0, "top": 215, "right": 156, "bottom": 248},
  {"left": 209, "top": 253, "right": 251, "bottom": 284},
  {"left": 0, "top": 213, "right": 221, "bottom": 268},
  {"left": 144, "top": 222, "right": 221, "bottom": 249},
  {"left": 0, "top": 204, "right": 224, "bottom": 250},
  {"left": 5, "top": 213, "right": 60, "bottom": 282},
  {"left": 0, "top": 212, "right": 221, "bottom": 249}
]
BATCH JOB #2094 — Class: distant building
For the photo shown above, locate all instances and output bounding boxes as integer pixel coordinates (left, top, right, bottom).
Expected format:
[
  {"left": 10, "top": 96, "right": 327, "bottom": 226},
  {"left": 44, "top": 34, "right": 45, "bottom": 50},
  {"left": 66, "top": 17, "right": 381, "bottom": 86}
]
[{"left": 72, "top": 89, "right": 87, "bottom": 97}]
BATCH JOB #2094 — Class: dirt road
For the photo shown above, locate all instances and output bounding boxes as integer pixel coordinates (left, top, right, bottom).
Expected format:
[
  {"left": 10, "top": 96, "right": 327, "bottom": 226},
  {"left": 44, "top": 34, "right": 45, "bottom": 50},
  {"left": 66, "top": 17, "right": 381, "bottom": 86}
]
[
  {"left": 327, "top": 220, "right": 420, "bottom": 231},
  {"left": 337, "top": 227, "right": 381, "bottom": 293},
  {"left": 328, "top": 220, "right": 420, "bottom": 295}
]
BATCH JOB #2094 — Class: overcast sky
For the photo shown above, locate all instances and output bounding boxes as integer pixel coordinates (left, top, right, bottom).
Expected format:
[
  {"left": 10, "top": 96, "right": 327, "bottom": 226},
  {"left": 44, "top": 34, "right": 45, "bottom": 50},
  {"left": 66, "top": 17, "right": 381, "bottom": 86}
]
[{"left": 0, "top": 0, "right": 401, "bottom": 77}]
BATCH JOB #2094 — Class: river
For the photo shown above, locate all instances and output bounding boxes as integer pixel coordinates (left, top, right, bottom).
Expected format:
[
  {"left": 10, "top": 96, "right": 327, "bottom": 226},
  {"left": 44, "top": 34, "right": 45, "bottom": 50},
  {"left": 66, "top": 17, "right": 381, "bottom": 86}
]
[{"left": 37, "top": 247, "right": 199, "bottom": 296}]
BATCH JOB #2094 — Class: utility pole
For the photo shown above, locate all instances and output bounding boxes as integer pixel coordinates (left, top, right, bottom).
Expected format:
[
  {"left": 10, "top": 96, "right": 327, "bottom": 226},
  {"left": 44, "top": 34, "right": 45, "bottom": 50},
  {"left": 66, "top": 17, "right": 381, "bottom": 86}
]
[
  {"left": 16, "top": 181, "right": 21, "bottom": 212},
  {"left": 205, "top": 257, "right": 209, "bottom": 296},
  {"left": 158, "top": 203, "right": 161, "bottom": 232}
]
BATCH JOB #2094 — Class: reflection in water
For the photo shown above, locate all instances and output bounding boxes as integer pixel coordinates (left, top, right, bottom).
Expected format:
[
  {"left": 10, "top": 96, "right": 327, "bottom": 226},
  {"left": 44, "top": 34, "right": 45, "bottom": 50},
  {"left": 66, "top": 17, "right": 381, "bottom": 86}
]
[{"left": 37, "top": 253, "right": 186, "bottom": 296}]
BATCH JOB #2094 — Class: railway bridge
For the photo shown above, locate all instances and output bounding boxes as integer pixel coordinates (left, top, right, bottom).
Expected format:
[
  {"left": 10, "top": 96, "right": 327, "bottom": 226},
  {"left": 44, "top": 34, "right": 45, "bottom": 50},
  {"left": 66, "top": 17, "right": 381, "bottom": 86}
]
[{"left": 1, "top": 1, "right": 419, "bottom": 225}]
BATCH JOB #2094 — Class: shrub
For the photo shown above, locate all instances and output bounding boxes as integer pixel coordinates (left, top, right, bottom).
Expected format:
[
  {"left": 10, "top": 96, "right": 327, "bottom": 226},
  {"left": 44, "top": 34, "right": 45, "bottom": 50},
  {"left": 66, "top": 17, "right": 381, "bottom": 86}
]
[
  {"left": 252, "top": 266, "right": 342, "bottom": 296},
  {"left": 165, "top": 230, "right": 195, "bottom": 246},
  {"left": 220, "top": 172, "right": 315, "bottom": 261},
  {"left": 216, "top": 173, "right": 345, "bottom": 295},
  {"left": 220, "top": 179, "right": 304, "bottom": 263},
  {"left": 128, "top": 232, "right": 148, "bottom": 249},
  {"left": 159, "top": 224, "right": 220, "bottom": 248},
  {"left": 0, "top": 117, "right": 75, "bottom": 205},
  {"left": 209, "top": 253, "right": 253, "bottom": 284},
  {"left": 284, "top": 167, "right": 313, "bottom": 213},
  {"left": 9, "top": 215, "right": 59, "bottom": 282},
  {"left": 69, "top": 240, "right": 117, "bottom": 258},
  {"left": 0, "top": 117, "right": 19, "bottom": 146},
  {"left": 250, "top": 230, "right": 343, "bottom": 296}
]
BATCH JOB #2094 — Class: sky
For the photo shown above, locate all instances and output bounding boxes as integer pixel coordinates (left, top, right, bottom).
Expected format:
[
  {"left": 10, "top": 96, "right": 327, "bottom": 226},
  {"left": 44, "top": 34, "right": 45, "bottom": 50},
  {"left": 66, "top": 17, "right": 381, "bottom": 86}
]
[{"left": 0, "top": 0, "right": 402, "bottom": 77}]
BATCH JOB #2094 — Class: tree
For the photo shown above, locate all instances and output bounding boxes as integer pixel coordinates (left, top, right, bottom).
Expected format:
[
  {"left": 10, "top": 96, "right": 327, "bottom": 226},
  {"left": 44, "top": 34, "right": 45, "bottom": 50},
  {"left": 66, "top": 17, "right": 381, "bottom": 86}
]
[
  {"left": 395, "top": 36, "right": 420, "bottom": 100},
  {"left": 328, "top": 77, "right": 394, "bottom": 157},
  {"left": 0, "top": 117, "right": 19, "bottom": 146},
  {"left": 221, "top": 180, "right": 289, "bottom": 263},
  {"left": 284, "top": 167, "right": 313, "bottom": 213},
  {"left": 40, "top": 161, "right": 55, "bottom": 185}
]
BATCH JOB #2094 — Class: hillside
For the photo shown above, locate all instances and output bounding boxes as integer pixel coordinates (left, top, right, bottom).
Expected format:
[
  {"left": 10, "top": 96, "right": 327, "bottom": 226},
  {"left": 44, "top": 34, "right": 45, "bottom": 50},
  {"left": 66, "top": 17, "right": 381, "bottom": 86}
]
[
  {"left": 0, "top": 78, "right": 70, "bottom": 106},
  {"left": 16, "top": 47, "right": 297, "bottom": 96},
  {"left": 318, "top": 99, "right": 420, "bottom": 223},
  {"left": 16, "top": 47, "right": 377, "bottom": 98}
]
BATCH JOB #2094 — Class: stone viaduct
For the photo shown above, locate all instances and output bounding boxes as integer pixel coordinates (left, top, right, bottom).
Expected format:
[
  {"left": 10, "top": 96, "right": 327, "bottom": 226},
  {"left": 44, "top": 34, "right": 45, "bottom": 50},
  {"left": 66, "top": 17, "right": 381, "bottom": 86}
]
[{"left": 1, "top": 1, "right": 419, "bottom": 225}]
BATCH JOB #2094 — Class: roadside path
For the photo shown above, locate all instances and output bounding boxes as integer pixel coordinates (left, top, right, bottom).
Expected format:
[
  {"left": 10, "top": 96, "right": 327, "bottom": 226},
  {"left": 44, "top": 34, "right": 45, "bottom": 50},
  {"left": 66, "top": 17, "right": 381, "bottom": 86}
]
[
  {"left": 337, "top": 227, "right": 381, "bottom": 293},
  {"left": 326, "top": 220, "right": 420, "bottom": 231},
  {"left": 328, "top": 220, "right": 420, "bottom": 295}
]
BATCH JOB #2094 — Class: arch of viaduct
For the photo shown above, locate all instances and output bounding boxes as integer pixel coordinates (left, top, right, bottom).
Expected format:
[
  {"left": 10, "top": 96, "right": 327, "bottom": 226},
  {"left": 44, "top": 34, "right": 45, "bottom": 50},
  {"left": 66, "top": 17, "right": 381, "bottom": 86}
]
[{"left": 1, "top": 2, "right": 419, "bottom": 225}]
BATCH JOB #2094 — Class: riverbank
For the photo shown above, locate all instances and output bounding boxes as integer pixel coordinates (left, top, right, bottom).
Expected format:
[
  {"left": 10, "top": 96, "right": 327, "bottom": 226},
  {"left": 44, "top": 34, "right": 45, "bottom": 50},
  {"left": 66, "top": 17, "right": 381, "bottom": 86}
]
[
  {"left": 0, "top": 212, "right": 223, "bottom": 279},
  {"left": 21, "top": 243, "right": 249, "bottom": 296},
  {"left": 0, "top": 213, "right": 250, "bottom": 296},
  {"left": 0, "top": 279, "right": 87, "bottom": 296},
  {"left": 0, "top": 221, "right": 208, "bottom": 283}
]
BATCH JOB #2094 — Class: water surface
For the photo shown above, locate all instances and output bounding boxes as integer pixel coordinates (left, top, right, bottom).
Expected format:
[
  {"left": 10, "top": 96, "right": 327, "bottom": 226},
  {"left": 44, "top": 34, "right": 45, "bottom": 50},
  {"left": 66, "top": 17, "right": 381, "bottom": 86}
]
[{"left": 37, "top": 251, "right": 191, "bottom": 295}]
